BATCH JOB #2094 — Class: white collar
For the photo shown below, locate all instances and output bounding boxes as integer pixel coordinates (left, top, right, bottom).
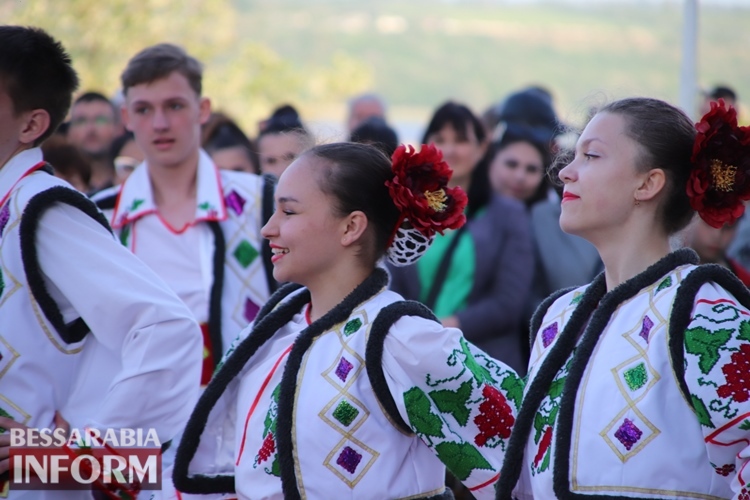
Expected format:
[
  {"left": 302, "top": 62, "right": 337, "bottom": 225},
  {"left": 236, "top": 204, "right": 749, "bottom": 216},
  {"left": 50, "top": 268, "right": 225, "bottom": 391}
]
[{"left": 110, "top": 149, "right": 228, "bottom": 228}]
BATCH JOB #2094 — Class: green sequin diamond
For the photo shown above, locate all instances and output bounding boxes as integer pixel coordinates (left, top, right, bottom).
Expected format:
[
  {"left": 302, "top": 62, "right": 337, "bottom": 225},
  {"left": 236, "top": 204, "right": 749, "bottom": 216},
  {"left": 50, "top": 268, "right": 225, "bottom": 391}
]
[
  {"left": 233, "top": 240, "right": 258, "bottom": 268},
  {"left": 570, "top": 293, "right": 583, "bottom": 305},
  {"left": 656, "top": 276, "right": 672, "bottom": 293},
  {"left": 332, "top": 400, "right": 359, "bottom": 427},
  {"left": 343, "top": 318, "right": 362, "bottom": 336},
  {"left": 623, "top": 363, "right": 648, "bottom": 391}
]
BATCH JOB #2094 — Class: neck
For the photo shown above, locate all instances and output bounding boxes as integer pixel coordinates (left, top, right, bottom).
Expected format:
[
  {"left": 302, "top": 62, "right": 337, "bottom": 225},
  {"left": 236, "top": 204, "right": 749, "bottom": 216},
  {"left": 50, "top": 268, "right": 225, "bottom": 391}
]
[
  {"left": 306, "top": 263, "right": 374, "bottom": 323},
  {"left": 594, "top": 228, "right": 672, "bottom": 291},
  {"left": 148, "top": 154, "right": 199, "bottom": 208},
  {"left": 0, "top": 143, "right": 31, "bottom": 170}
]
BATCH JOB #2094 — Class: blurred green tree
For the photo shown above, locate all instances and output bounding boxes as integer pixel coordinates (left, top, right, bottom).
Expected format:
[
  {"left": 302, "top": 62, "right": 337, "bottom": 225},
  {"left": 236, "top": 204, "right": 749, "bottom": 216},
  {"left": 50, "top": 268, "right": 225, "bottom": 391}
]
[{"left": 2, "top": 0, "right": 372, "bottom": 133}]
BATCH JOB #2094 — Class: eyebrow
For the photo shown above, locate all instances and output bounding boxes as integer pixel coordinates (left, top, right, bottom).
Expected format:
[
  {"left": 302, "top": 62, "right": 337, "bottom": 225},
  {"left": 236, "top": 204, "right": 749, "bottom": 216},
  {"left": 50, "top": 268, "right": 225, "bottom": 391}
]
[
  {"left": 276, "top": 196, "right": 299, "bottom": 204},
  {"left": 579, "top": 137, "right": 605, "bottom": 148}
]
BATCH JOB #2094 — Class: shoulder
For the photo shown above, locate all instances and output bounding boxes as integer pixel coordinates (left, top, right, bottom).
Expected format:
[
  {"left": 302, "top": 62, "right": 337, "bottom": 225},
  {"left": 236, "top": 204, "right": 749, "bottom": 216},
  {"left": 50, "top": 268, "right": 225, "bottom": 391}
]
[
  {"left": 487, "top": 193, "right": 526, "bottom": 215},
  {"left": 480, "top": 194, "right": 528, "bottom": 231}
]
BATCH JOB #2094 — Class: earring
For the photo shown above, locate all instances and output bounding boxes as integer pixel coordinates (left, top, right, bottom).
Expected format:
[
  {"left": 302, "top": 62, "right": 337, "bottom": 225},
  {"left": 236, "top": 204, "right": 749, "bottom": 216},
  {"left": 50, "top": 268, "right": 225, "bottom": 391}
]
[{"left": 634, "top": 198, "right": 640, "bottom": 206}]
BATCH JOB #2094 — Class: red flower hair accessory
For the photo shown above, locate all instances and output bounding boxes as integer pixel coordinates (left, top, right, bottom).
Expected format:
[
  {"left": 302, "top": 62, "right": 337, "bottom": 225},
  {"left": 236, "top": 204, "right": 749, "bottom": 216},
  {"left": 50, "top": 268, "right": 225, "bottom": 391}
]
[
  {"left": 385, "top": 144, "right": 468, "bottom": 266},
  {"left": 687, "top": 99, "right": 750, "bottom": 228}
]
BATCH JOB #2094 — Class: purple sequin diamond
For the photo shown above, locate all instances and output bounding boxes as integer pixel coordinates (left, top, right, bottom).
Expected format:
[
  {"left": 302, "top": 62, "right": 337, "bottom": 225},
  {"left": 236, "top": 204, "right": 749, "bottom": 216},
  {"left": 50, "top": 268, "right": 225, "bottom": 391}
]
[
  {"left": 244, "top": 298, "right": 260, "bottom": 323},
  {"left": 0, "top": 203, "right": 9, "bottom": 237},
  {"left": 542, "top": 323, "right": 558, "bottom": 348},
  {"left": 335, "top": 357, "right": 354, "bottom": 382},
  {"left": 639, "top": 316, "right": 654, "bottom": 343},
  {"left": 336, "top": 446, "right": 362, "bottom": 474},
  {"left": 224, "top": 190, "right": 246, "bottom": 216},
  {"left": 614, "top": 418, "right": 643, "bottom": 451}
]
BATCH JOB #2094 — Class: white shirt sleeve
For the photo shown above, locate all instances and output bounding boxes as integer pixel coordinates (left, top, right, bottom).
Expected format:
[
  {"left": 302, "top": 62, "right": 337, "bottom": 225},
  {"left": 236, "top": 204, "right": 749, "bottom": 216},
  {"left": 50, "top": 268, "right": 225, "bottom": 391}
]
[
  {"left": 381, "top": 315, "right": 523, "bottom": 499},
  {"left": 35, "top": 202, "right": 203, "bottom": 442}
]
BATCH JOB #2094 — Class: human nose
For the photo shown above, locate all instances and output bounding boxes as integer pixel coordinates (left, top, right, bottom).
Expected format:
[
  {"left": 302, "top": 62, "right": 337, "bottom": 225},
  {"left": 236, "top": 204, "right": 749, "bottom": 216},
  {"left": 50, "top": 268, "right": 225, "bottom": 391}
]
[
  {"left": 261, "top": 210, "right": 279, "bottom": 240},
  {"left": 152, "top": 108, "right": 169, "bottom": 130},
  {"left": 558, "top": 158, "right": 576, "bottom": 184}
]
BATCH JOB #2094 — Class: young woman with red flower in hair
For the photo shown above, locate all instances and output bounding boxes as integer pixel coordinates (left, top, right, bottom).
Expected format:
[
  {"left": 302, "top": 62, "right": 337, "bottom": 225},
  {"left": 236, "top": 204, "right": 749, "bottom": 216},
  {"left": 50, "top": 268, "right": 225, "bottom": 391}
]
[
  {"left": 496, "top": 97, "right": 750, "bottom": 500},
  {"left": 165, "top": 142, "right": 523, "bottom": 499},
  {"left": 388, "top": 102, "right": 535, "bottom": 376}
]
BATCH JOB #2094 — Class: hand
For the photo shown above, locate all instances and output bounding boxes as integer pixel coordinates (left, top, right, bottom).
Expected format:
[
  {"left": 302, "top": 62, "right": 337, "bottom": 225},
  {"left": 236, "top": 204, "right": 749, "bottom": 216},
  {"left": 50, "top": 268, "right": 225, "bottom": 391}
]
[
  {"left": 0, "top": 412, "right": 69, "bottom": 474},
  {"left": 441, "top": 316, "right": 461, "bottom": 329}
]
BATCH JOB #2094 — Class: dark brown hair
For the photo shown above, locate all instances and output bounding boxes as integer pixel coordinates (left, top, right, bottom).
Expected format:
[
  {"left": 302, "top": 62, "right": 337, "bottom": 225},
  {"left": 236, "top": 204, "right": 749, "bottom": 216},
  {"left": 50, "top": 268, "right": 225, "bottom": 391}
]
[
  {"left": 121, "top": 43, "right": 203, "bottom": 96},
  {"left": 600, "top": 97, "right": 696, "bottom": 234},
  {"left": 306, "top": 142, "right": 401, "bottom": 264},
  {"left": 0, "top": 26, "right": 79, "bottom": 146},
  {"left": 422, "top": 101, "right": 492, "bottom": 216}
]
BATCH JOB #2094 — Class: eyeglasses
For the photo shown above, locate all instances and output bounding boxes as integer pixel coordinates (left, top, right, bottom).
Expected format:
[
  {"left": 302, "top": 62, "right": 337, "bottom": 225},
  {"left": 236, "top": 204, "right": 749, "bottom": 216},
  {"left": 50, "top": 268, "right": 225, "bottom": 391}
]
[
  {"left": 114, "top": 156, "right": 141, "bottom": 175},
  {"left": 69, "top": 116, "right": 114, "bottom": 127}
]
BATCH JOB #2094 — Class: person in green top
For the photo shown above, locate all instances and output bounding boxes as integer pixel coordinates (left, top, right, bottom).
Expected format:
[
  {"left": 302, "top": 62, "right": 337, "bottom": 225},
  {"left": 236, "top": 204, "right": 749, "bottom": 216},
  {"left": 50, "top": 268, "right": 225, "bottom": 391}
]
[{"left": 388, "top": 101, "right": 535, "bottom": 376}]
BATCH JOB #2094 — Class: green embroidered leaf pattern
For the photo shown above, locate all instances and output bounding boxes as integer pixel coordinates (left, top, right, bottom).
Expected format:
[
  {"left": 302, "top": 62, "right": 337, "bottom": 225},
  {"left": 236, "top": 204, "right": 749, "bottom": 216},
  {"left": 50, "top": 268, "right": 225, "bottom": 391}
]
[
  {"left": 684, "top": 327, "right": 733, "bottom": 374},
  {"left": 404, "top": 387, "right": 444, "bottom": 439},
  {"left": 263, "top": 385, "right": 281, "bottom": 436},
  {"left": 129, "top": 199, "right": 144, "bottom": 211},
  {"left": 434, "top": 441, "right": 494, "bottom": 481},
  {"left": 656, "top": 276, "right": 672, "bottom": 293},
  {"left": 429, "top": 380, "right": 473, "bottom": 427},
  {"left": 119, "top": 224, "right": 131, "bottom": 247},
  {"left": 548, "top": 377, "right": 566, "bottom": 399},
  {"left": 738, "top": 320, "right": 750, "bottom": 342},
  {"left": 691, "top": 394, "right": 715, "bottom": 428},
  {"left": 533, "top": 412, "right": 545, "bottom": 441},
  {"left": 459, "top": 337, "right": 497, "bottom": 387},
  {"left": 570, "top": 293, "right": 583, "bottom": 305},
  {"left": 740, "top": 419, "right": 750, "bottom": 431},
  {"left": 198, "top": 201, "right": 212, "bottom": 211},
  {"left": 539, "top": 446, "right": 552, "bottom": 472},
  {"left": 500, "top": 372, "right": 525, "bottom": 409}
]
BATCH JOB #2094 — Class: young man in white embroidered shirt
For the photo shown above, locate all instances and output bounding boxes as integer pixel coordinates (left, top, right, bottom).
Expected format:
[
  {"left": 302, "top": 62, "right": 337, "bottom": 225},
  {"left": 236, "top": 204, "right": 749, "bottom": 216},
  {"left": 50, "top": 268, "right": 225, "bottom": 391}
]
[
  {"left": 93, "top": 44, "right": 275, "bottom": 389},
  {"left": 0, "top": 26, "right": 203, "bottom": 498}
]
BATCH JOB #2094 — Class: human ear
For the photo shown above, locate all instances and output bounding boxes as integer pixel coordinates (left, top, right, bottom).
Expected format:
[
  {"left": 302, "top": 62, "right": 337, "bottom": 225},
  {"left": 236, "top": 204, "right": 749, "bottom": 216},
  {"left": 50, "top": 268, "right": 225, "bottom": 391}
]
[
  {"left": 635, "top": 168, "right": 666, "bottom": 203},
  {"left": 341, "top": 211, "right": 369, "bottom": 247},
  {"left": 18, "top": 109, "right": 50, "bottom": 146},
  {"left": 198, "top": 97, "right": 211, "bottom": 125},
  {"left": 121, "top": 105, "right": 132, "bottom": 132}
]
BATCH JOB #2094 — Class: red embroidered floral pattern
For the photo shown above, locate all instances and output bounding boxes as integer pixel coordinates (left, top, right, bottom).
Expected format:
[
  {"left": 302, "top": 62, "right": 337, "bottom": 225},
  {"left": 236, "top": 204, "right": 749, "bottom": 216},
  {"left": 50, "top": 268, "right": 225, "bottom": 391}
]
[
  {"left": 714, "top": 463, "right": 735, "bottom": 476},
  {"left": 473, "top": 385, "right": 515, "bottom": 446},
  {"left": 716, "top": 344, "right": 750, "bottom": 402},
  {"left": 534, "top": 426, "right": 553, "bottom": 467},
  {"left": 257, "top": 431, "right": 275, "bottom": 463}
]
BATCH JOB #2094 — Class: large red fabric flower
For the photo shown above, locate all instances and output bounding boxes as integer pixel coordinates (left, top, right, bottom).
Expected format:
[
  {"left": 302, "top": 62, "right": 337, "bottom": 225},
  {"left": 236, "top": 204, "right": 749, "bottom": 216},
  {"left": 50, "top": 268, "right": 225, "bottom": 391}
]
[
  {"left": 687, "top": 99, "right": 750, "bottom": 228},
  {"left": 385, "top": 144, "right": 468, "bottom": 238}
]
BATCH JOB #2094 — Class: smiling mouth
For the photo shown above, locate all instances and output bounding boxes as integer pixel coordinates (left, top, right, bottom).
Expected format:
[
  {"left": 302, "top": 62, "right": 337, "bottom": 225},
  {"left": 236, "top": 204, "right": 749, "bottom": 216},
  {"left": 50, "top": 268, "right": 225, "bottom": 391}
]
[{"left": 271, "top": 247, "right": 289, "bottom": 263}]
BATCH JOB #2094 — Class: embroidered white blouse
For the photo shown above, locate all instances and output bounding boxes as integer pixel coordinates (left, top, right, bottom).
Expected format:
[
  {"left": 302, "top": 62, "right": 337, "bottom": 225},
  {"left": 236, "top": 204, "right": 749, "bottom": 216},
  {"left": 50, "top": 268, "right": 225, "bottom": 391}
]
[{"left": 162, "top": 283, "right": 522, "bottom": 500}]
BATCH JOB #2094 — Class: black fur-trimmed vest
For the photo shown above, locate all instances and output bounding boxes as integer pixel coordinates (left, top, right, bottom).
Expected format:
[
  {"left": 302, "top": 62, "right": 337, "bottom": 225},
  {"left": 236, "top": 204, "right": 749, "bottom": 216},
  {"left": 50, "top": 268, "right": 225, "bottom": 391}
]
[
  {"left": 93, "top": 167, "right": 277, "bottom": 377},
  {"left": 497, "top": 249, "right": 750, "bottom": 500},
  {"left": 172, "top": 268, "right": 455, "bottom": 500},
  {"left": 0, "top": 168, "right": 111, "bottom": 434}
]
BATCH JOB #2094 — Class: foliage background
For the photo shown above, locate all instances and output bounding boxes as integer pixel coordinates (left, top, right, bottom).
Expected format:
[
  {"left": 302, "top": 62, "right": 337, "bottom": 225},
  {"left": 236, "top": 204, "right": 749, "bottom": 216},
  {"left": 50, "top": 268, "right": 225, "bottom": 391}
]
[{"left": 4, "top": 0, "right": 749, "bottom": 141}]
